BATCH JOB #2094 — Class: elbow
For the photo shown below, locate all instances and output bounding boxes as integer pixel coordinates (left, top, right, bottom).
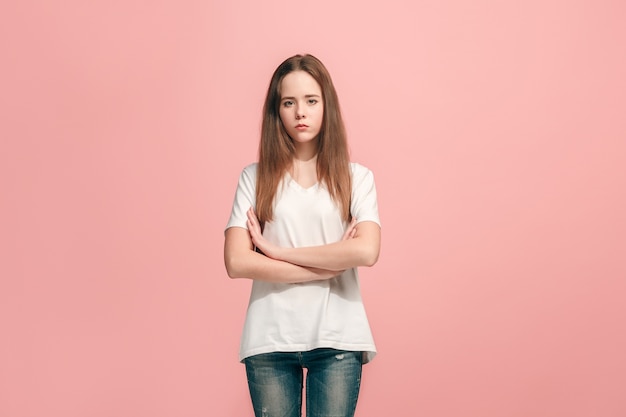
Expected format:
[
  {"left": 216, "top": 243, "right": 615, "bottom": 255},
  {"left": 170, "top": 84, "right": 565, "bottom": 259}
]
[
  {"left": 353, "top": 224, "right": 380, "bottom": 268},
  {"left": 225, "top": 267, "right": 238, "bottom": 279},
  {"left": 224, "top": 255, "right": 243, "bottom": 279},
  {"left": 363, "top": 254, "right": 379, "bottom": 268},
  {"left": 224, "top": 263, "right": 237, "bottom": 279},
  {"left": 361, "top": 247, "right": 380, "bottom": 267}
]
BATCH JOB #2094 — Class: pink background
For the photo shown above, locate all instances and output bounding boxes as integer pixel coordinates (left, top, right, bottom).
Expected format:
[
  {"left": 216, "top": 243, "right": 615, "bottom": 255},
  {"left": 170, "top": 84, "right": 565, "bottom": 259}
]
[{"left": 2, "top": 1, "right": 625, "bottom": 416}]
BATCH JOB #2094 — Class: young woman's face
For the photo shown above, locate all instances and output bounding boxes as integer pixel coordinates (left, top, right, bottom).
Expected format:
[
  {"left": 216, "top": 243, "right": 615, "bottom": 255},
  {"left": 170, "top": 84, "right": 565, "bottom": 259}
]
[{"left": 279, "top": 70, "right": 324, "bottom": 146}]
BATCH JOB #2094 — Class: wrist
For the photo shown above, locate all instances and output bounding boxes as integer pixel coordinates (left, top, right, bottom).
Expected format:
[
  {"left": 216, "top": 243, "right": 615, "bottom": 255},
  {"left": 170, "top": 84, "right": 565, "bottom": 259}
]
[{"left": 273, "top": 246, "right": 287, "bottom": 262}]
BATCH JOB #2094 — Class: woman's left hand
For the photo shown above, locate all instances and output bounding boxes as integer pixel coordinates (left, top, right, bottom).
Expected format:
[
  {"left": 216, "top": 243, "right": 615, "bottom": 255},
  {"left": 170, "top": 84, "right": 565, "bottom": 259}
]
[{"left": 246, "top": 207, "right": 281, "bottom": 259}]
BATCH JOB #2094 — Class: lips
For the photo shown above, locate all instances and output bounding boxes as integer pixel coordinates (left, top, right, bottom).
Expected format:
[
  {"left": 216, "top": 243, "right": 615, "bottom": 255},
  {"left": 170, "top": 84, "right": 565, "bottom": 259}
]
[{"left": 296, "top": 124, "right": 308, "bottom": 128}]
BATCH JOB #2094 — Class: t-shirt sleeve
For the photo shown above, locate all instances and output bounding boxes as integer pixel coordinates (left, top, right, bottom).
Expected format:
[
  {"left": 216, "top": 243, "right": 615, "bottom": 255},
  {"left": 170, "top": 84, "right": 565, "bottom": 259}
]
[
  {"left": 225, "top": 164, "right": 257, "bottom": 231},
  {"left": 350, "top": 164, "right": 381, "bottom": 227}
]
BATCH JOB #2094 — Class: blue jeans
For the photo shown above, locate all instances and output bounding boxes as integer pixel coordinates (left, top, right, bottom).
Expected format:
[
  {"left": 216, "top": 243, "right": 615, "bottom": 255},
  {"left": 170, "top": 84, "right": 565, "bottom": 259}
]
[{"left": 244, "top": 348, "right": 363, "bottom": 417}]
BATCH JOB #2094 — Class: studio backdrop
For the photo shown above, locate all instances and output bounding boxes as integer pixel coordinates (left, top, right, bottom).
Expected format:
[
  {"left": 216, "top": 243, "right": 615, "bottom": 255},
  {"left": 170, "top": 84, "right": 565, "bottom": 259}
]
[{"left": 2, "top": 1, "right": 625, "bottom": 416}]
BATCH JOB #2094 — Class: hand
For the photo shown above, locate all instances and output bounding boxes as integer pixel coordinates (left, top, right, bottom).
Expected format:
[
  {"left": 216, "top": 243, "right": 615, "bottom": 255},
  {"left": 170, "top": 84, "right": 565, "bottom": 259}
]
[
  {"left": 246, "top": 207, "right": 281, "bottom": 259},
  {"left": 341, "top": 218, "right": 358, "bottom": 241}
]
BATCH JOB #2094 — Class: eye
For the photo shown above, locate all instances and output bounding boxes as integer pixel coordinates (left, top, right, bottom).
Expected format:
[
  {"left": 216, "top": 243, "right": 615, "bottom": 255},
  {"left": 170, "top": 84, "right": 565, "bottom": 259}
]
[
  {"left": 282, "top": 100, "right": 294, "bottom": 107},
  {"left": 307, "top": 98, "right": 318, "bottom": 105}
]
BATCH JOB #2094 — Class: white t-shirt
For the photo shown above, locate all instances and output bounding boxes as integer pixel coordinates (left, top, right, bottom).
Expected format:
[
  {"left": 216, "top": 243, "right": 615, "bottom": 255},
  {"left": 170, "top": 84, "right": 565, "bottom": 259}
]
[{"left": 226, "top": 162, "right": 380, "bottom": 363}]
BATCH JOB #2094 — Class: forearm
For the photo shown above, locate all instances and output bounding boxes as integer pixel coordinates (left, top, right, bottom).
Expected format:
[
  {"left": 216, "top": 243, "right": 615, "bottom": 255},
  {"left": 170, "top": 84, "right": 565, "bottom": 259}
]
[
  {"left": 267, "top": 221, "right": 381, "bottom": 271},
  {"left": 226, "top": 250, "right": 340, "bottom": 283},
  {"left": 276, "top": 236, "right": 379, "bottom": 271},
  {"left": 224, "top": 227, "right": 341, "bottom": 284}
]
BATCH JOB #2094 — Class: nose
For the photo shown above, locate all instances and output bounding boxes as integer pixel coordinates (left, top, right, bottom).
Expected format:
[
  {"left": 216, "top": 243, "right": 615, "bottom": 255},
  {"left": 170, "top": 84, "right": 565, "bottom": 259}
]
[{"left": 296, "top": 106, "right": 306, "bottom": 119}]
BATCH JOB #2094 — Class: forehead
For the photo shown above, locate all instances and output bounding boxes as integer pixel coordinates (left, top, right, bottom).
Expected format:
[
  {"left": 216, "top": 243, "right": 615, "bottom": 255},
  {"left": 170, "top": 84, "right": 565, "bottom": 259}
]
[{"left": 280, "top": 71, "right": 322, "bottom": 96}]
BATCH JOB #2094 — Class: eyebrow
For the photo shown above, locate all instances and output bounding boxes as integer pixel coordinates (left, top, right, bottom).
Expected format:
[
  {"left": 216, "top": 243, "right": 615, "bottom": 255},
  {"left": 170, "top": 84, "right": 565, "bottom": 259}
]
[{"left": 280, "top": 94, "right": 321, "bottom": 100}]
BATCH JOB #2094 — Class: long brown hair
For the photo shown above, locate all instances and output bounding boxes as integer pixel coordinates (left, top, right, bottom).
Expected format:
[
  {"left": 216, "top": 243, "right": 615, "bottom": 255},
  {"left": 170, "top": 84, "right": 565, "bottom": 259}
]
[{"left": 256, "top": 54, "right": 351, "bottom": 225}]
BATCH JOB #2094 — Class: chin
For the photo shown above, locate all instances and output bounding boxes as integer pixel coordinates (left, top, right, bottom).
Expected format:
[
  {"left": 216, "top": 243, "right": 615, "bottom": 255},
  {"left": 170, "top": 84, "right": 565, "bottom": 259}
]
[{"left": 294, "top": 137, "right": 317, "bottom": 145}]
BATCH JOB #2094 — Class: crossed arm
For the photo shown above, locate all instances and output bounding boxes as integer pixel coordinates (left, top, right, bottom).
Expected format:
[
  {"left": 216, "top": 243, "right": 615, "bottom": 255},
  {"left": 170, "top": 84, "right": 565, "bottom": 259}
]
[{"left": 224, "top": 208, "right": 381, "bottom": 284}]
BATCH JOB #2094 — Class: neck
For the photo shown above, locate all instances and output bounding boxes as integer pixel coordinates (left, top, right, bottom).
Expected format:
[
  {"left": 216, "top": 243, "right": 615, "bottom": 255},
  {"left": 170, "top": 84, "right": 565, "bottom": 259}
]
[{"left": 293, "top": 142, "right": 318, "bottom": 162}]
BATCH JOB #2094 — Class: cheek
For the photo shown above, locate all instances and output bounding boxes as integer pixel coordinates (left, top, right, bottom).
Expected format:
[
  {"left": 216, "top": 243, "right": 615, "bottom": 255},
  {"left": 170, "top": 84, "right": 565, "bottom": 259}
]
[
  {"left": 317, "top": 104, "right": 324, "bottom": 117},
  {"left": 315, "top": 107, "right": 324, "bottom": 123}
]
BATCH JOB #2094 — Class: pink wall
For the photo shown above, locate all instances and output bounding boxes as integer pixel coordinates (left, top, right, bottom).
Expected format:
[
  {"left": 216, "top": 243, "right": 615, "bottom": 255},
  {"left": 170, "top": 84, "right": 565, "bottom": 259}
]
[{"left": 2, "top": 1, "right": 625, "bottom": 416}]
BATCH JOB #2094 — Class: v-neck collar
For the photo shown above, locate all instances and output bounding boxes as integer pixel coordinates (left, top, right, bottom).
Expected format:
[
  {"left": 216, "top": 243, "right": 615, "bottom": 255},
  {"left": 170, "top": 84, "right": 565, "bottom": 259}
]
[{"left": 285, "top": 172, "right": 319, "bottom": 192}]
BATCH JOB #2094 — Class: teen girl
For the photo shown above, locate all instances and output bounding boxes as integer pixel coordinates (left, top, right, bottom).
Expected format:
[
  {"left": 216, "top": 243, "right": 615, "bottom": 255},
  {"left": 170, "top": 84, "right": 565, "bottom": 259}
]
[{"left": 224, "top": 54, "right": 381, "bottom": 417}]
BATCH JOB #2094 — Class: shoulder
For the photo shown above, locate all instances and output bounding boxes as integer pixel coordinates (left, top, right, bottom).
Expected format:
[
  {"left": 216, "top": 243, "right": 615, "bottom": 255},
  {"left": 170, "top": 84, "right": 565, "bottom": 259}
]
[
  {"left": 242, "top": 162, "right": 258, "bottom": 175},
  {"left": 232, "top": 163, "right": 258, "bottom": 194},
  {"left": 349, "top": 162, "right": 380, "bottom": 216},
  {"left": 238, "top": 162, "right": 258, "bottom": 181},
  {"left": 349, "top": 162, "right": 375, "bottom": 180}
]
